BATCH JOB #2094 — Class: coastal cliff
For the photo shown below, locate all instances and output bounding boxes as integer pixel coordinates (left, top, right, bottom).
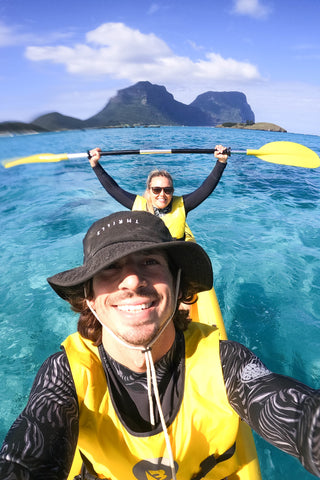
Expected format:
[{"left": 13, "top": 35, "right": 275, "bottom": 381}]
[{"left": 190, "top": 91, "right": 255, "bottom": 125}]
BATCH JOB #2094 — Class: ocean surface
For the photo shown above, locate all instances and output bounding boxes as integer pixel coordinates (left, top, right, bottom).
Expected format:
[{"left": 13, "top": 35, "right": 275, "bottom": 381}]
[{"left": 0, "top": 126, "right": 319, "bottom": 479}]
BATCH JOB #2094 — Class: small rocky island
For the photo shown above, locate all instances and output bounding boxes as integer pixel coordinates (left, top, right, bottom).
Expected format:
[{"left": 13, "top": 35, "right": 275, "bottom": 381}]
[
  {"left": 216, "top": 122, "right": 286, "bottom": 132},
  {"left": 0, "top": 81, "right": 286, "bottom": 134}
]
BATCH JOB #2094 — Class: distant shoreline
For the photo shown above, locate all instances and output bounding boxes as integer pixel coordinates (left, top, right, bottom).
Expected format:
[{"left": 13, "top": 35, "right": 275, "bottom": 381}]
[{"left": 0, "top": 121, "right": 287, "bottom": 137}]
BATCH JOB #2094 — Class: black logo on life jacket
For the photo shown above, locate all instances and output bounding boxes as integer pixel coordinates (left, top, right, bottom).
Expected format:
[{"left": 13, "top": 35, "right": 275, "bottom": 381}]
[{"left": 132, "top": 458, "right": 178, "bottom": 480}]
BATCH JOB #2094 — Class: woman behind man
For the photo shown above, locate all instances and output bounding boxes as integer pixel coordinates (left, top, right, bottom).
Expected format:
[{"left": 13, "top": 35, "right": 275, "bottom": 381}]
[{"left": 88, "top": 145, "right": 228, "bottom": 241}]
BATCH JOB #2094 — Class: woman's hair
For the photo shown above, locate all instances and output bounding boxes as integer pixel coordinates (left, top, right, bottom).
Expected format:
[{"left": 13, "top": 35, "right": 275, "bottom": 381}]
[
  {"left": 66, "top": 254, "right": 195, "bottom": 346},
  {"left": 146, "top": 169, "right": 173, "bottom": 190},
  {"left": 144, "top": 170, "right": 174, "bottom": 213}
]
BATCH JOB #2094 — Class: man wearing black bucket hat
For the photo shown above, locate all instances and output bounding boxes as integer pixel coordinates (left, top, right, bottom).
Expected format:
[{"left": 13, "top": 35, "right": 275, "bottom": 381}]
[{"left": 0, "top": 211, "right": 320, "bottom": 480}]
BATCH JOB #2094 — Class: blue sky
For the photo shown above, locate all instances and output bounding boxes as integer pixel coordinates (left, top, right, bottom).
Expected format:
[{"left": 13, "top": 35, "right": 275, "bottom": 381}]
[{"left": 1, "top": 0, "right": 320, "bottom": 135}]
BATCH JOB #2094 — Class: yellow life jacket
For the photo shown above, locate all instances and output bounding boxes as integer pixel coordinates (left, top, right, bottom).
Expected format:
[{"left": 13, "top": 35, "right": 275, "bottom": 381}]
[
  {"left": 63, "top": 323, "right": 242, "bottom": 480},
  {"left": 132, "top": 195, "right": 195, "bottom": 242}
]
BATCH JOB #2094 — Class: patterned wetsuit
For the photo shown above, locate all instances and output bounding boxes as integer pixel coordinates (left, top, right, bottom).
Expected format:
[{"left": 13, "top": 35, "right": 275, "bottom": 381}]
[{"left": 0, "top": 331, "right": 320, "bottom": 479}]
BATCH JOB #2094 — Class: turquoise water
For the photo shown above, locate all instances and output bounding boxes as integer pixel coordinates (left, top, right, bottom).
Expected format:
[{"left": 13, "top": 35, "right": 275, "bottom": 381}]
[{"left": 0, "top": 126, "right": 319, "bottom": 479}]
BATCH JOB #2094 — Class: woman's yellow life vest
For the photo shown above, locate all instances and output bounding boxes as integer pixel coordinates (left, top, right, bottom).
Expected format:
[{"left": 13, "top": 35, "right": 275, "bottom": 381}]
[
  {"left": 63, "top": 323, "right": 243, "bottom": 480},
  {"left": 132, "top": 195, "right": 195, "bottom": 242}
]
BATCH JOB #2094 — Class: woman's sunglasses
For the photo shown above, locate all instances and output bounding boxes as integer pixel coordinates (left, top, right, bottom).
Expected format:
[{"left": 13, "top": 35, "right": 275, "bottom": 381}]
[{"left": 151, "top": 187, "right": 174, "bottom": 195}]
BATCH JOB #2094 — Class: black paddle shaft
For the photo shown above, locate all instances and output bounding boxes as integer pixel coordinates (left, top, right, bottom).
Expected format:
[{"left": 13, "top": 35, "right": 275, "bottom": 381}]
[{"left": 88, "top": 147, "right": 232, "bottom": 157}]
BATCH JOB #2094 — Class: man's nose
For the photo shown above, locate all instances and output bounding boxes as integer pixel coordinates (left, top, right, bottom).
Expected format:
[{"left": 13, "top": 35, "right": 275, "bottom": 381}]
[{"left": 118, "top": 266, "right": 147, "bottom": 290}]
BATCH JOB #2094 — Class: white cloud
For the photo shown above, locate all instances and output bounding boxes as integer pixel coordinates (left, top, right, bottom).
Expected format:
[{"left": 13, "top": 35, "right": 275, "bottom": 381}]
[
  {"left": 0, "top": 21, "right": 74, "bottom": 47},
  {"left": 86, "top": 22, "right": 172, "bottom": 59},
  {"left": 196, "top": 53, "right": 259, "bottom": 81},
  {"left": 25, "top": 22, "right": 262, "bottom": 84},
  {"left": 232, "top": 0, "right": 271, "bottom": 19},
  {"left": 291, "top": 43, "right": 320, "bottom": 61},
  {"left": 187, "top": 40, "right": 205, "bottom": 51},
  {"left": 147, "top": 3, "right": 161, "bottom": 15},
  {"left": 0, "top": 22, "right": 28, "bottom": 46}
]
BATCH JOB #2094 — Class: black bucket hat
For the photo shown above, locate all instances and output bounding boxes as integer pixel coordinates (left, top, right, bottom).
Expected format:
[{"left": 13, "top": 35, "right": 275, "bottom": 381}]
[{"left": 47, "top": 211, "right": 213, "bottom": 300}]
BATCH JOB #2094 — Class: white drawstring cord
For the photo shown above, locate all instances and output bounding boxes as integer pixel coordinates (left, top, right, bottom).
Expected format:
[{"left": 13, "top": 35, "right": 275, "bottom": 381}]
[
  {"left": 144, "top": 347, "right": 155, "bottom": 426},
  {"left": 145, "top": 347, "right": 177, "bottom": 480},
  {"left": 85, "top": 268, "right": 181, "bottom": 480}
]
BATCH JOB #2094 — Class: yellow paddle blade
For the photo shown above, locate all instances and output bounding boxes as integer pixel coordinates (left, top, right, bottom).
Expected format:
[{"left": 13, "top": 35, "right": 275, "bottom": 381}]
[
  {"left": 3, "top": 153, "right": 69, "bottom": 169},
  {"left": 247, "top": 141, "right": 320, "bottom": 169}
]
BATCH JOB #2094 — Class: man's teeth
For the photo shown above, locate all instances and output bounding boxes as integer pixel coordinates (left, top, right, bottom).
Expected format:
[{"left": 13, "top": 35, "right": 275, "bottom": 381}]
[{"left": 117, "top": 302, "right": 152, "bottom": 312}]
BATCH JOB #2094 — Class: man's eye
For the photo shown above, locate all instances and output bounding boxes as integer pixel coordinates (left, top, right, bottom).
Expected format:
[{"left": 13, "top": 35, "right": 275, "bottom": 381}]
[
  {"left": 104, "top": 263, "right": 120, "bottom": 270},
  {"left": 145, "top": 258, "right": 158, "bottom": 265}
]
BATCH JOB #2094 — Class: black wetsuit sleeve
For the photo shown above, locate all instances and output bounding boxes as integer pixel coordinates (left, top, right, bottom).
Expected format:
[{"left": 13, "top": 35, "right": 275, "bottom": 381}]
[
  {"left": 92, "top": 163, "right": 136, "bottom": 209},
  {"left": 0, "top": 351, "right": 79, "bottom": 480},
  {"left": 220, "top": 340, "right": 320, "bottom": 477},
  {"left": 182, "top": 160, "right": 226, "bottom": 213}
]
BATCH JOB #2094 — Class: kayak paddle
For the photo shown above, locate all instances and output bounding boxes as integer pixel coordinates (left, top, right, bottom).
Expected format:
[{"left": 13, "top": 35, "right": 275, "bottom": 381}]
[{"left": 2, "top": 141, "right": 320, "bottom": 169}]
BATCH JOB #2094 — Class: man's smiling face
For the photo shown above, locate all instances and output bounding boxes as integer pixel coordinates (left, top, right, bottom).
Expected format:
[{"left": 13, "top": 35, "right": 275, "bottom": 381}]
[{"left": 89, "top": 250, "right": 176, "bottom": 347}]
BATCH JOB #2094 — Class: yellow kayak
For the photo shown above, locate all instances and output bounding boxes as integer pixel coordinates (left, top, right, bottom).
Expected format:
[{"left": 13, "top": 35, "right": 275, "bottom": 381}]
[{"left": 190, "top": 288, "right": 262, "bottom": 480}]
